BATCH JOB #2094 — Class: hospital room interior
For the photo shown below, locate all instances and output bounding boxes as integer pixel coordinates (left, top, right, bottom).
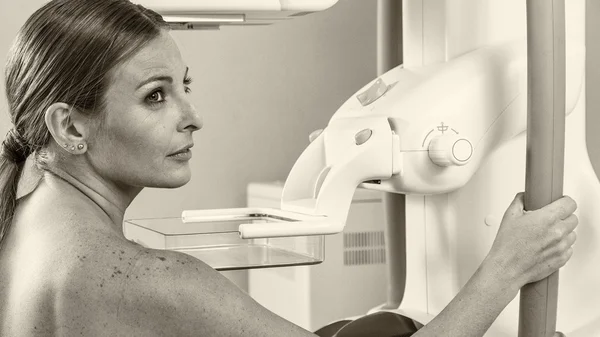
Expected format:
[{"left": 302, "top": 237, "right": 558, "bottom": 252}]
[{"left": 1, "top": 0, "right": 600, "bottom": 336}]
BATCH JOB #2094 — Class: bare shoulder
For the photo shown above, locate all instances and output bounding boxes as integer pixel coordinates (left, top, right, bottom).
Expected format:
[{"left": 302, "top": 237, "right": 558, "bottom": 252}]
[{"left": 114, "top": 246, "right": 315, "bottom": 337}]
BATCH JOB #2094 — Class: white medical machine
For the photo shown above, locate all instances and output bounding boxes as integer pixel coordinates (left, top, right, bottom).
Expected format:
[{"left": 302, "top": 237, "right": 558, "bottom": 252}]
[
  {"left": 247, "top": 181, "right": 388, "bottom": 331},
  {"left": 125, "top": 1, "right": 600, "bottom": 336}
]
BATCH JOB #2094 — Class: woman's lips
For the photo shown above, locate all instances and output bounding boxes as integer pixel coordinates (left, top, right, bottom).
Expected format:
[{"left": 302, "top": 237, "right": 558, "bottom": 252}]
[{"left": 167, "top": 148, "right": 192, "bottom": 160}]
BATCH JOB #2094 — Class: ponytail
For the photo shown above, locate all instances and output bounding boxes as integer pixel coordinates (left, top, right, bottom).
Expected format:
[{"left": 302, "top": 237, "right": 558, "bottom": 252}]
[{"left": 0, "top": 129, "right": 31, "bottom": 249}]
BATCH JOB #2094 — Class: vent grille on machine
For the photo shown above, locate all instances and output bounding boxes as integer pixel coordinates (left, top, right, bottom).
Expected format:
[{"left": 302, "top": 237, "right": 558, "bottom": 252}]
[{"left": 343, "top": 231, "right": 386, "bottom": 266}]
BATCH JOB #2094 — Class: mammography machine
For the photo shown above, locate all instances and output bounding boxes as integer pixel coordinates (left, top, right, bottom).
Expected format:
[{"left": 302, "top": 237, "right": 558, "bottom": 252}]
[{"left": 126, "top": 1, "right": 600, "bottom": 336}]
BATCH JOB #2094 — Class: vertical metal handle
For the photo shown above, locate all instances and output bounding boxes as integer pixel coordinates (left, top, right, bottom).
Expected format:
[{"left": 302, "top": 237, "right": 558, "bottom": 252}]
[{"left": 520, "top": 0, "right": 566, "bottom": 336}]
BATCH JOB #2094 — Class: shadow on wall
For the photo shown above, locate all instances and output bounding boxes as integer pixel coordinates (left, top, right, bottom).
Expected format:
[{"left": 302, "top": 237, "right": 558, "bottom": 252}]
[{"left": 586, "top": 0, "right": 600, "bottom": 177}]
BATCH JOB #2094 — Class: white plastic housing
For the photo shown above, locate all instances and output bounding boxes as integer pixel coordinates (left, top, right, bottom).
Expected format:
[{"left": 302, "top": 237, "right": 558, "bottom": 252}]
[
  {"left": 132, "top": 0, "right": 339, "bottom": 28},
  {"left": 274, "top": 40, "right": 584, "bottom": 237},
  {"left": 162, "top": 40, "right": 583, "bottom": 240},
  {"left": 329, "top": 41, "right": 584, "bottom": 195}
]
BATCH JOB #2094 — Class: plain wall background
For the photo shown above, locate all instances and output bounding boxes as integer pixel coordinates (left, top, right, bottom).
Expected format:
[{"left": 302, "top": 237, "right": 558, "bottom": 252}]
[{"left": 0, "top": 0, "right": 599, "bottom": 289}]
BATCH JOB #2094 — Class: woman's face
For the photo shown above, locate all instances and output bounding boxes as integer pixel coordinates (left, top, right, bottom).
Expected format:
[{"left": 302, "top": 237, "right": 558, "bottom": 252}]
[{"left": 87, "top": 31, "right": 202, "bottom": 189}]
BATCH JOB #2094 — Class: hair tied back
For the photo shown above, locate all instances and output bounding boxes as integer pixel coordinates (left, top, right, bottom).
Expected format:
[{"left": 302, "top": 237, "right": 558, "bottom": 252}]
[{"left": 1, "top": 128, "right": 30, "bottom": 164}]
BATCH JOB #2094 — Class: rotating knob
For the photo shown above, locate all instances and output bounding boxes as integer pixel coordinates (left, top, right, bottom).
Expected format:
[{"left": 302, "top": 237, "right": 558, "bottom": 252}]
[{"left": 428, "top": 134, "right": 473, "bottom": 167}]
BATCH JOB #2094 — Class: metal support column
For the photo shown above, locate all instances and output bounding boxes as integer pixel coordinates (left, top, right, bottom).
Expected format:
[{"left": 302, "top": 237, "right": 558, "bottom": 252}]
[{"left": 376, "top": 0, "right": 406, "bottom": 310}]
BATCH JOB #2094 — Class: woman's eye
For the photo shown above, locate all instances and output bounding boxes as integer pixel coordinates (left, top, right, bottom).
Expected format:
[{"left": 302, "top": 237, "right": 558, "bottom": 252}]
[
  {"left": 184, "top": 76, "right": 193, "bottom": 94},
  {"left": 147, "top": 90, "right": 165, "bottom": 104}
]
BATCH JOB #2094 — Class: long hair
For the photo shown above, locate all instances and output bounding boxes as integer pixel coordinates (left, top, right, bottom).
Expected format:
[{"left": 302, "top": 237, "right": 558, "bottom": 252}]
[{"left": 0, "top": 0, "right": 169, "bottom": 249}]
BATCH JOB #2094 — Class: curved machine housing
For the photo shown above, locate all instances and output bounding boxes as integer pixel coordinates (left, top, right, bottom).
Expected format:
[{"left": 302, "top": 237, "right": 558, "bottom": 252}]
[
  {"left": 186, "top": 41, "right": 585, "bottom": 240},
  {"left": 276, "top": 40, "right": 584, "bottom": 236}
]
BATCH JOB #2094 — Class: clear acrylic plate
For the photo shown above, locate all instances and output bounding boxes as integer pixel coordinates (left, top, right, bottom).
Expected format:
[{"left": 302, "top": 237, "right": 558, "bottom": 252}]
[{"left": 124, "top": 213, "right": 324, "bottom": 271}]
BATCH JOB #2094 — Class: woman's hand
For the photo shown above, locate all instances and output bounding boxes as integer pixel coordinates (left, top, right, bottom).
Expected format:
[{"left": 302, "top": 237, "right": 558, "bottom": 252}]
[
  {"left": 408, "top": 193, "right": 576, "bottom": 337},
  {"left": 484, "top": 192, "right": 578, "bottom": 289}
]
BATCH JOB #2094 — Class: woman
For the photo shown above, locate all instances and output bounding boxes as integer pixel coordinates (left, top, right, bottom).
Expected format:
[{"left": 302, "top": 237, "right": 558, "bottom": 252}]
[{"left": 0, "top": 0, "right": 578, "bottom": 336}]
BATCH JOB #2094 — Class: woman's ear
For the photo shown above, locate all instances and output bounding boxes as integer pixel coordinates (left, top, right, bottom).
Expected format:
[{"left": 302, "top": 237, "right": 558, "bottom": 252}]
[{"left": 44, "top": 103, "right": 90, "bottom": 153}]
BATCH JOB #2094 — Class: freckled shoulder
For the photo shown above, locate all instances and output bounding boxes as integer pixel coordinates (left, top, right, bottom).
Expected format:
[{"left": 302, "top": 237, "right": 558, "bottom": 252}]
[
  {"left": 52, "top": 240, "right": 204, "bottom": 336},
  {"left": 104, "top": 245, "right": 315, "bottom": 337}
]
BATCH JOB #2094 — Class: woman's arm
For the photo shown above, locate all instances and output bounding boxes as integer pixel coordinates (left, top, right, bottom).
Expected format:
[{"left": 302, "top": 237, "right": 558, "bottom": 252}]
[
  {"left": 413, "top": 193, "right": 578, "bottom": 337},
  {"left": 413, "top": 259, "right": 518, "bottom": 337},
  {"left": 123, "top": 193, "right": 576, "bottom": 337},
  {"left": 121, "top": 247, "right": 316, "bottom": 337}
]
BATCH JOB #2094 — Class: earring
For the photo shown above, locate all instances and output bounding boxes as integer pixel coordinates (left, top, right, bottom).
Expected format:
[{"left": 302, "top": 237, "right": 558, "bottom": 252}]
[
  {"left": 77, "top": 144, "right": 84, "bottom": 150},
  {"left": 70, "top": 146, "right": 75, "bottom": 151}
]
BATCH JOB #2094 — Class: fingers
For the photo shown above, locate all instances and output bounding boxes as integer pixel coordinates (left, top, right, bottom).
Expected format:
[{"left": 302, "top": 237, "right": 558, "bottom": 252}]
[
  {"left": 500, "top": 193, "right": 577, "bottom": 223},
  {"left": 539, "top": 195, "right": 578, "bottom": 222},
  {"left": 562, "top": 214, "right": 579, "bottom": 234},
  {"left": 549, "top": 215, "right": 578, "bottom": 245},
  {"left": 553, "top": 226, "right": 577, "bottom": 268},
  {"left": 562, "top": 247, "right": 574, "bottom": 266},
  {"left": 558, "top": 228, "right": 577, "bottom": 252},
  {"left": 565, "top": 230, "right": 577, "bottom": 247}
]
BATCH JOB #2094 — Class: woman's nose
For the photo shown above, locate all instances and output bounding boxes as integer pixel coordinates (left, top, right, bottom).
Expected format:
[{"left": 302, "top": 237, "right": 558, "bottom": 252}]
[{"left": 180, "top": 100, "right": 203, "bottom": 132}]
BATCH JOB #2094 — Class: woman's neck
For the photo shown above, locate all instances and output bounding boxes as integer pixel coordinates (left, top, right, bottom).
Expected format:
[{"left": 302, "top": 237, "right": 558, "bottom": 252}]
[
  {"left": 18, "top": 155, "right": 142, "bottom": 234},
  {"left": 44, "top": 169, "right": 135, "bottom": 229}
]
